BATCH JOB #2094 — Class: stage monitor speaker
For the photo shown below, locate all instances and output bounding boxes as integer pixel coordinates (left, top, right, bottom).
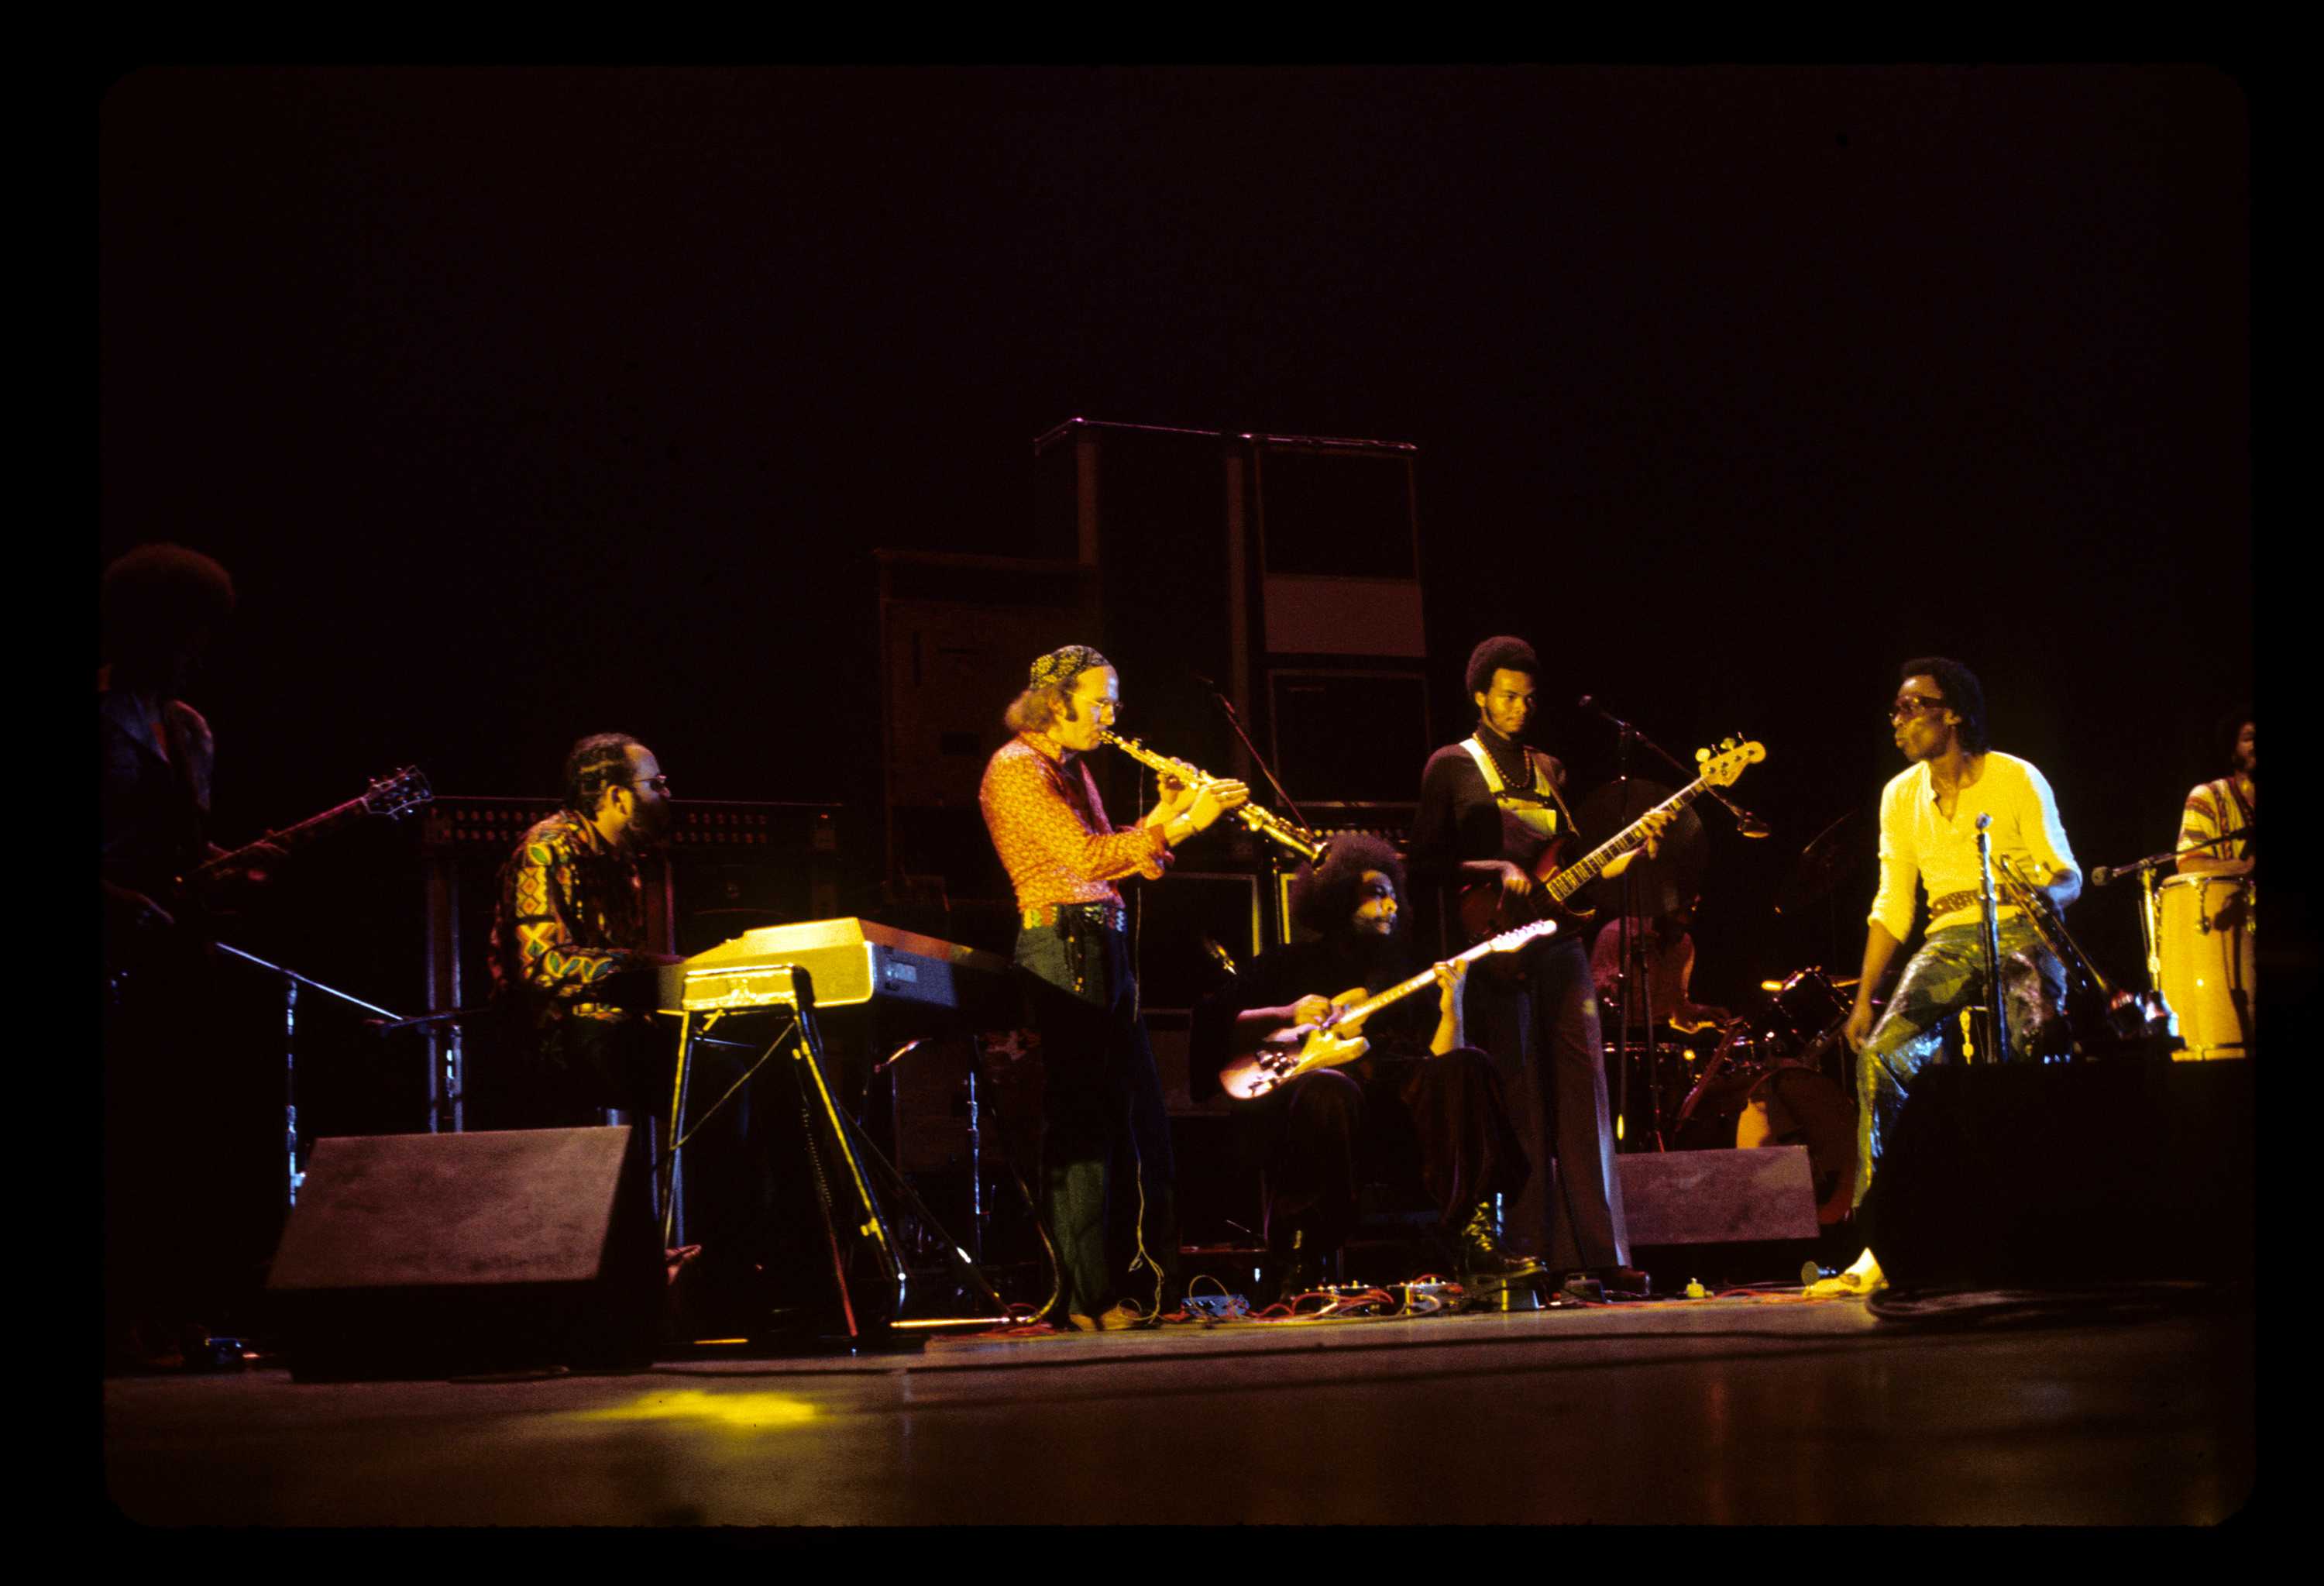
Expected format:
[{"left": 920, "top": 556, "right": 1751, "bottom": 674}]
[
  {"left": 1614, "top": 1147, "right": 1822, "bottom": 1247},
  {"left": 1866, "top": 1061, "right": 2254, "bottom": 1292},
  {"left": 266, "top": 1127, "right": 662, "bottom": 1380}
]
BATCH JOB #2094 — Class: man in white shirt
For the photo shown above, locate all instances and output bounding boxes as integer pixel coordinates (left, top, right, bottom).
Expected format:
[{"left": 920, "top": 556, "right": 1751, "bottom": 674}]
[{"left": 1814, "top": 659, "right": 2078, "bottom": 1295}]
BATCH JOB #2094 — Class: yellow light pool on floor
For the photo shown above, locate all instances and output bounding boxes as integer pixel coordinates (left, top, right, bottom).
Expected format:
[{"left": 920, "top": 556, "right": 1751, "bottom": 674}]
[{"left": 572, "top": 1390, "right": 819, "bottom": 1431}]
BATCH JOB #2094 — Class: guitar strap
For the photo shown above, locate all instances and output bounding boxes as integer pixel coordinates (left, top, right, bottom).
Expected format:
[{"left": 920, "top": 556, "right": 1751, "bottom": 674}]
[{"left": 1460, "top": 737, "right": 1567, "bottom": 842}]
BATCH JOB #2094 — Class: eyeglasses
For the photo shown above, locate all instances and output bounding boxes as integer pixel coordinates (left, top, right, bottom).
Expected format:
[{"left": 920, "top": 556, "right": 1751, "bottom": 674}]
[
  {"left": 630, "top": 774, "right": 672, "bottom": 794},
  {"left": 1888, "top": 697, "right": 1948, "bottom": 723}
]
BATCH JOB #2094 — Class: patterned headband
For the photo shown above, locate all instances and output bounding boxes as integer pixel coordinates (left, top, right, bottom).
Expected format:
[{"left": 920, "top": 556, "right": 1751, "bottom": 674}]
[{"left": 1030, "top": 644, "right": 1109, "bottom": 690}]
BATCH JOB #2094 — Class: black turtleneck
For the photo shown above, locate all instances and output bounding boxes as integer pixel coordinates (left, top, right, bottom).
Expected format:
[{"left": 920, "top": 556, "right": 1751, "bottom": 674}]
[{"left": 1409, "top": 723, "right": 1570, "bottom": 906}]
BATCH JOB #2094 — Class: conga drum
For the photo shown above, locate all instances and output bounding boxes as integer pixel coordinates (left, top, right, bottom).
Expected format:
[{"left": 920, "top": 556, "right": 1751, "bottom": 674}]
[{"left": 2157, "top": 874, "right": 2255, "bottom": 1057}]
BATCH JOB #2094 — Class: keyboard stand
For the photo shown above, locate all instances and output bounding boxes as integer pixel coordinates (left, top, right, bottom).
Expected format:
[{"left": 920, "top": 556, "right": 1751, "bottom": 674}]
[{"left": 665, "top": 965, "right": 1011, "bottom": 1342}]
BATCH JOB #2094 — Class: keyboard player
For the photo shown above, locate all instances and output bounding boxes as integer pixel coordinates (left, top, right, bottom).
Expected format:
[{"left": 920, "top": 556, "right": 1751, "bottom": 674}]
[
  {"left": 978, "top": 645, "right": 1248, "bottom": 1331},
  {"left": 486, "top": 733, "right": 769, "bottom": 1295}
]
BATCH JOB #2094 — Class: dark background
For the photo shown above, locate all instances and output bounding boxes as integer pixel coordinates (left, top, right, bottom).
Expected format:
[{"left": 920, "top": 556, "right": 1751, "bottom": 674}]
[{"left": 101, "top": 66, "right": 2251, "bottom": 1120}]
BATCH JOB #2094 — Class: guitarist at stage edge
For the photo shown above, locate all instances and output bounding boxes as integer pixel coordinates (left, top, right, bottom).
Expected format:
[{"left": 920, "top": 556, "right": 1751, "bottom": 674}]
[
  {"left": 1408, "top": 635, "right": 1672, "bottom": 1297},
  {"left": 1190, "top": 835, "right": 1538, "bottom": 1305}
]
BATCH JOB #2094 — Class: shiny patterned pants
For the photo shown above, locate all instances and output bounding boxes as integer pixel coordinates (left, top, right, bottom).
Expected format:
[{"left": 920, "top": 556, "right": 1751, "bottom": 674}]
[{"left": 1855, "top": 918, "right": 2068, "bottom": 1210}]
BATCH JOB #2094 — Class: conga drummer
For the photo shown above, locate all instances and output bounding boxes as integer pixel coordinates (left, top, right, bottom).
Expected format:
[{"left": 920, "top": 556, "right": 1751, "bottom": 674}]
[{"left": 2158, "top": 710, "right": 2255, "bottom": 1058}]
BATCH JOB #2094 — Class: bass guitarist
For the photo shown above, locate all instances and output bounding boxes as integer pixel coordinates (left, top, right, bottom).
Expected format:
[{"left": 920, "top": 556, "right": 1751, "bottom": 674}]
[{"left": 1410, "top": 636, "right": 1671, "bottom": 1295}]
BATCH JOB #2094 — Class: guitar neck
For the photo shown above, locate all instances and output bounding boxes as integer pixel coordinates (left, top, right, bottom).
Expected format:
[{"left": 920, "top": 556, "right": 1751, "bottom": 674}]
[
  {"left": 1545, "top": 778, "right": 1715, "bottom": 903},
  {"left": 1332, "top": 934, "right": 1508, "bottom": 1027},
  {"left": 191, "top": 795, "right": 370, "bottom": 878}
]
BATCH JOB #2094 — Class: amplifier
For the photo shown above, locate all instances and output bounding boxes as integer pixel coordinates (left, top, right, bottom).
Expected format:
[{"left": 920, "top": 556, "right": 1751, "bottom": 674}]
[{"left": 421, "top": 796, "right": 841, "bottom": 857}]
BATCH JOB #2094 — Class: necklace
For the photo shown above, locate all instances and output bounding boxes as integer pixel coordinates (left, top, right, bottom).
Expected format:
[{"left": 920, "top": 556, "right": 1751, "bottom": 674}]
[{"left": 1477, "top": 727, "right": 1531, "bottom": 790}]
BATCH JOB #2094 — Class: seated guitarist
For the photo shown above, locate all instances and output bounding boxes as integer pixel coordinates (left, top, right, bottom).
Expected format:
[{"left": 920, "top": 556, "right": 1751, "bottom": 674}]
[
  {"left": 1190, "top": 836, "right": 1538, "bottom": 1303},
  {"left": 1409, "top": 636, "right": 1671, "bottom": 1295}
]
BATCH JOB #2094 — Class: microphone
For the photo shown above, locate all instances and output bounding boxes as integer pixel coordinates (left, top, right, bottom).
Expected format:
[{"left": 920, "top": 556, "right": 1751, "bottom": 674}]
[
  {"left": 1736, "top": 812, "right": 1772, "bottom": 839},
  {"left": 2091, "top": 865, "right": 2123, "bottom": 887}
]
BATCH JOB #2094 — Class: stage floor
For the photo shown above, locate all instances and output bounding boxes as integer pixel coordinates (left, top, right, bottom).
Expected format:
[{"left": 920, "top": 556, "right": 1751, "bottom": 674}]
[{"left": 102, "top": 1288, "right": 2254, "bottom": 1527}]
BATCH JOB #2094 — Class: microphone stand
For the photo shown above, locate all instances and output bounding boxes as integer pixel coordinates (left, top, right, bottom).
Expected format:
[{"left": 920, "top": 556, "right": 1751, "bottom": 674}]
[
  {"left": 1577, "top": 699, "right": 1771, "bottom": 839},
  {"left": 1971, "top": 817, "right": 2012, "bottom": 1066},
  {"left": 1579, "top": 697, "right": 1769, "bottom": 1153},
  {"left": 211, "top": 941, "right": 406, "bottom": 1211},
  {"left": 1202, "top": 679, "right": 1322, "bottom": 945}
]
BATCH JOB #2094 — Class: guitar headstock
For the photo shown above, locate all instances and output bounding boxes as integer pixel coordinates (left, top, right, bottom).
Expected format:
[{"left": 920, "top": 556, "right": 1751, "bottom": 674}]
[
  {"left": 1487, "top": 919, "right": 1559, "bottom": 953},
  {"left": 363, "top": 766, "right": 434, "bottom": 821},
  {"left": 1693, "top": 738, "right": 1766, "bottom": 790}
]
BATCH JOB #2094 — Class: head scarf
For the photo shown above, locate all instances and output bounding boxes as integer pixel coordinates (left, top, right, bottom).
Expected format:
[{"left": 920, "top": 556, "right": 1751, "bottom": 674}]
[{"left": 1030, "top": 644, "right": 1110, "bottom": 691}]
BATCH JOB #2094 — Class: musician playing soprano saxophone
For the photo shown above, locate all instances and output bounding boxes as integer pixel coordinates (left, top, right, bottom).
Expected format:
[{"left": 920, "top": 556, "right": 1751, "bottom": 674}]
[{"left": 978, "top": 645, "right": 1248, "bottom": 1331}]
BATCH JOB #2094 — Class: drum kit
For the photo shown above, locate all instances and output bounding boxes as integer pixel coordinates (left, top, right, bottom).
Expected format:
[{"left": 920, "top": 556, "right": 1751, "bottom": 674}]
[{"left": 1662, "top": 966, "right": 1858, "bottom": 1223}]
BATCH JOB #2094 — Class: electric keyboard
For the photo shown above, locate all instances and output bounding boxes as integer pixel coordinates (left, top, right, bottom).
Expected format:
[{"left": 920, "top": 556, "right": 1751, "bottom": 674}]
[{"left": 657, "top": 917, "right": 1016, "bottom": 1031}]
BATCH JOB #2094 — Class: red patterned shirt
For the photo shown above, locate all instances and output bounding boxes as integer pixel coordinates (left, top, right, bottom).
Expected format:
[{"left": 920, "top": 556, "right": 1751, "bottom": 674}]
[
  {"left": 489, "top": 809, "right": 647, "bottom": 1027},
  {"left": 979, "top": 732, "right": 1171, "bottom": 910}
]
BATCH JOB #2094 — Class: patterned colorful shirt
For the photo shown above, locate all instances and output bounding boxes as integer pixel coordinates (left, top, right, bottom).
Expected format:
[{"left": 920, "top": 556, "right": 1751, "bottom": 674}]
[
  {"left": 978, "top": 731, "right": 1171, "bottom": 910},
  {"left": 2178, "top": 774, "right": 2254, "bottom": 865},
  {"left": 489, "top": 808, "right": 647, "bottom": 1026}
]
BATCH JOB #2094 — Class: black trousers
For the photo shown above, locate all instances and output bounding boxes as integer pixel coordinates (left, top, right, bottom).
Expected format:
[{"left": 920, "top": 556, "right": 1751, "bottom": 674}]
[
  {"left": 1249, "top": 1046, "right": 1531, "bottom": 1261},
  {"left": 1014, "top": 917, "right": 1179, "bottom": 1319},
  {"left": 1465, "top": 937, "right": 1631, "bottom": 1271},
  {"left": 103, "top": 945, "right": 282, "bottom": 1340}
]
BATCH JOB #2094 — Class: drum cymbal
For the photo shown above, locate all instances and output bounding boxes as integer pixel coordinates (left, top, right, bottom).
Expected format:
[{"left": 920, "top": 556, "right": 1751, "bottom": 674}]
[
  {"left": 1574, "top": 777, "right": 1707, "bottom": 919},
  {"left": 1774, "top": 809, "right": 1868, "bottom": 916}
]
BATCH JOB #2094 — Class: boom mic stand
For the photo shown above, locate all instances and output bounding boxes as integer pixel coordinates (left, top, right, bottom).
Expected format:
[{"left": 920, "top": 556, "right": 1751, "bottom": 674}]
[
  {"left": 211, "top": 941, "right": 407, "bottom": 1211},
  {"left": 1202, "top": 678, "right": 1325, "bottom": 944},
  {"left": 1576, "top": 697, "right": 1771, "bottom": 1152}
]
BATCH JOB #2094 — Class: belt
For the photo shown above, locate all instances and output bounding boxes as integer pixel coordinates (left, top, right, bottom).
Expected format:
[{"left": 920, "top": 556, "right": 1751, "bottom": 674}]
[
  {"left": 1022, "top": 900, "right": 1128, "bottom": 933},
  {"left": 1926, "top": 890, "right": 1982, "bottom": 918},
  {"left": 1927, "top": 889, "right": 2028, "bottom": 921}
]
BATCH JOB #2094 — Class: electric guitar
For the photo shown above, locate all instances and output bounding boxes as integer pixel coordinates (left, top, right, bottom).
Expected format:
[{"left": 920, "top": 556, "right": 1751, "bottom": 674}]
[
  {"left": 1219, "top": 919, "right": 1559, "bottom": 1102},
  {"left": 1456, "top": 738, "right": 1765, "bottom": 944}
]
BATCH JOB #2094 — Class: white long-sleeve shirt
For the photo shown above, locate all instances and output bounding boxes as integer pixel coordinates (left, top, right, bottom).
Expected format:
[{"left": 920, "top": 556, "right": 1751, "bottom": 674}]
[{"left": 1868, "top": 752, "right": 2078, "bottom": 941}]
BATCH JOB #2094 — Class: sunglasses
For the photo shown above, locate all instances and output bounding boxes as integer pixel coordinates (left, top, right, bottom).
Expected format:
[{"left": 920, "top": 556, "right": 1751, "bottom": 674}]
[{"left": 1888, "top": 697, "right": 1949, "bottom": 723}]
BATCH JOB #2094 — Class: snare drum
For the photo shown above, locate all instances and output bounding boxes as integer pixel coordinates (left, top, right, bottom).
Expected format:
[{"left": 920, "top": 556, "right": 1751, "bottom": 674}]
[{"left": 2157, "top": 874, "right": 2255, "bottom": 1057}]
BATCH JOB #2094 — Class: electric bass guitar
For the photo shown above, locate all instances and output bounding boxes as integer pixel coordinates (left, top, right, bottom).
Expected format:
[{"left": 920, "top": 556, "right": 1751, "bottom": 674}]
[
  {"left": 176, "top": 765, "right": 433, "bottom": 909},
  {"left": 1456, "top": 738, "right": 1765, "bottom": 944},
  {"left": 1219, "top": 918, "right": 1559, "bottom": 1101}
]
